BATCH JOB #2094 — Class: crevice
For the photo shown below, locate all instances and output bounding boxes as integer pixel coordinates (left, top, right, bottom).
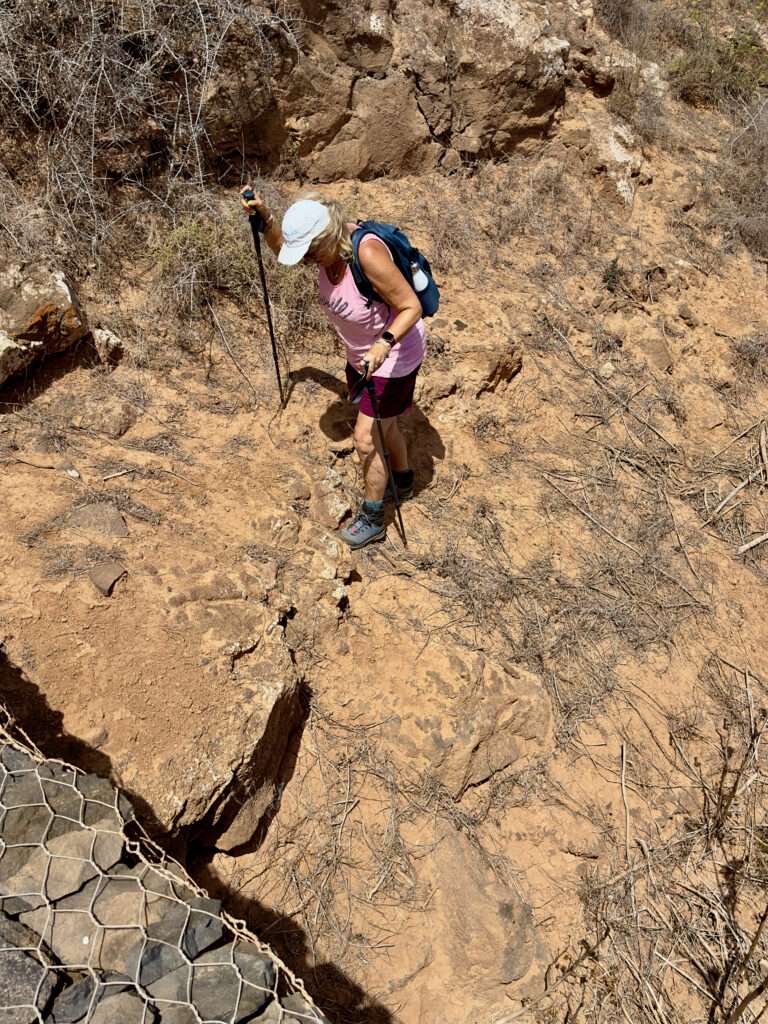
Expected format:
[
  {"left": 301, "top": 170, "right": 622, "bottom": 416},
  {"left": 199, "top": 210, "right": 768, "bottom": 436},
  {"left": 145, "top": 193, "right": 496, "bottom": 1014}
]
[{"left": 177, "top": 675, "right": 309, "bottom": 857}]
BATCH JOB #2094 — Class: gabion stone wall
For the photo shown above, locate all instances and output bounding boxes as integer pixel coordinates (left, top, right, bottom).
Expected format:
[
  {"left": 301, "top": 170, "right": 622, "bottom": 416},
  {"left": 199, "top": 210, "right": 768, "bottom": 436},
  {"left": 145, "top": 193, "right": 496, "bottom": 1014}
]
[{"left": 0, "top": 710, "right": 328, "bottom": 1023}]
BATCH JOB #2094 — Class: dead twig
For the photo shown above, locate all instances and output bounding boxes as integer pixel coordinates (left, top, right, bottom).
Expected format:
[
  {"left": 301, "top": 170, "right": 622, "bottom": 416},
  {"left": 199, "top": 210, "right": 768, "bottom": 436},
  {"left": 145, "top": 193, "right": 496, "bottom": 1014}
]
[
  {"left": 703, "top": 468, "right": 764, "bottom": 525},
  {"left": 206, "top": 300, "right": 260, "bottom": 404},
  {"left": 737, "top": 533, "right": 768, "bottom": 556}
]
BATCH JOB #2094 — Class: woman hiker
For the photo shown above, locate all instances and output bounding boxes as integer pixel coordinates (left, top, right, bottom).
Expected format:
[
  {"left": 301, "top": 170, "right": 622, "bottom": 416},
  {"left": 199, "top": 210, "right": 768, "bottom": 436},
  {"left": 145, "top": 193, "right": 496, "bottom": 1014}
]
[{"left": 241, "top": 188, "right": 426, "bottom": 550}]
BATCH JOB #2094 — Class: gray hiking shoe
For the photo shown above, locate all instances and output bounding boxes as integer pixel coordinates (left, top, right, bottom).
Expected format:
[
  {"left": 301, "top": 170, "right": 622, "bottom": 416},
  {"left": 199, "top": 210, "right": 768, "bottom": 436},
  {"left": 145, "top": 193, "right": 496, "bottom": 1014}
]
[{"left": 339, "top": 506, "right": 386, "bottom": 549}]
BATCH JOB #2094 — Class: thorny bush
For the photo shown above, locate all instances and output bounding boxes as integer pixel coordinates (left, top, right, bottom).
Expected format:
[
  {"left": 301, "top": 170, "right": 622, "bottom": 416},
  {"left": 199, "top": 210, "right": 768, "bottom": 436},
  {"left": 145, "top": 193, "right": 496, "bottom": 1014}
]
[{"left": 0, "top": 0, "right": 296, "bottom": 264}]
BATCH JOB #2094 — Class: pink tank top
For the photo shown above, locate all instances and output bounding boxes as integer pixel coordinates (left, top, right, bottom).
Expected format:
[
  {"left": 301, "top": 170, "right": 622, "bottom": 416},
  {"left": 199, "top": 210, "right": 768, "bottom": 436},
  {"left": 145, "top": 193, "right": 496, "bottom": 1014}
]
[{"left": 317, "top": 235, "right": 426, "bottom": 379}]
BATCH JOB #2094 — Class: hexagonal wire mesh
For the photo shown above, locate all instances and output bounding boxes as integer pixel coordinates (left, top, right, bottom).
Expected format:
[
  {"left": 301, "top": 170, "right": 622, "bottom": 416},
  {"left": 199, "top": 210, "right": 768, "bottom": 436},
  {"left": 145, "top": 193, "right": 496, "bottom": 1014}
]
[{"left": 0, "top": 704, "right": 327, "bottom": 1023}]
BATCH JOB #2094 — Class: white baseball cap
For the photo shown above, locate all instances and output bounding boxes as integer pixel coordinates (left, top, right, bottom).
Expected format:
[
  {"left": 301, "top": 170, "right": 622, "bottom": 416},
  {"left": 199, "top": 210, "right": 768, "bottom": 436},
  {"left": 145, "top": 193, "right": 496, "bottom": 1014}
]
[{"left": 278, "top": 199, "right": 331, "bottom": 265}]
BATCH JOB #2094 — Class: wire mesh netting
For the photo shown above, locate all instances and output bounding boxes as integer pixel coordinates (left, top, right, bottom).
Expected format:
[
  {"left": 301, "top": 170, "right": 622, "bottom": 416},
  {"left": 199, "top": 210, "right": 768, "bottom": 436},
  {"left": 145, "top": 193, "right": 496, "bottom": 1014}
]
[{"left": 0, "top": 704, "right": 328, "bottom": 1024}]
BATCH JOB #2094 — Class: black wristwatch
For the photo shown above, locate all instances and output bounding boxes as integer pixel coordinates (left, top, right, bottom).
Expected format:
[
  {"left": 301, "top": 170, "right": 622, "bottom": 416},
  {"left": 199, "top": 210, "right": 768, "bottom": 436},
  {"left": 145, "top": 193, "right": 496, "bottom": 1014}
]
[{"left": 381, "top": 330, "right": 397, "bottom": 347}]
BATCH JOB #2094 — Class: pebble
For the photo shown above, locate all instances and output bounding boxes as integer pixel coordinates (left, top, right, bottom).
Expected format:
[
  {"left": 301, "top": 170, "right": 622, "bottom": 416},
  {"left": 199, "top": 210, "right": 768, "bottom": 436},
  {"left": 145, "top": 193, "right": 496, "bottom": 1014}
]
[{"left": 598, "top": 360, "right": 615, "bottom": 380}]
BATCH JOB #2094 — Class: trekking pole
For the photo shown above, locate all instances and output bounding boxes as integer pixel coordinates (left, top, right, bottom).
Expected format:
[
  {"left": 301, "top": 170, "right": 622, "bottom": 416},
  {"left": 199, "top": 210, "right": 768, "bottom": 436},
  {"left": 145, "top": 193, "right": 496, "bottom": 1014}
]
[
  {"left": 242, "top": 189, "right": 285, "bottom": 408},
  {"left": 352, "top": 363, "right": 408, "bottom": 547}
]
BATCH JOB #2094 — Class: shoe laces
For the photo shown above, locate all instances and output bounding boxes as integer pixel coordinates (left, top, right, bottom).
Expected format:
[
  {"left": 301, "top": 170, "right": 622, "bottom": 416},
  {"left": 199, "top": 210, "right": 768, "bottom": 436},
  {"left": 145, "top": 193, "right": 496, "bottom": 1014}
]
[{"left": 351, "top": 509, "right": 376, "bottom": 533}]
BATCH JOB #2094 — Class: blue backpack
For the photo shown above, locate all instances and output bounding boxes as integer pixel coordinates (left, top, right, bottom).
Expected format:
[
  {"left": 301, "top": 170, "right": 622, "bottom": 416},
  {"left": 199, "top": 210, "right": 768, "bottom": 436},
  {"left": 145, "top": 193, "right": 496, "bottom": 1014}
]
[{"left": 350, "top": 221, "right": 440, "bottom": 318}]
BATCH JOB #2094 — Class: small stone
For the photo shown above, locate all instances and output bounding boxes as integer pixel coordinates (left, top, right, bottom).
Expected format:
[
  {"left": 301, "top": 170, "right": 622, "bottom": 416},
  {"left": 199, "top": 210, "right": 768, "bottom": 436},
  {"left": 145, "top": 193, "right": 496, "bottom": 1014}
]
[
  {"left": 1, "top": 805, "right": 54, "bottom": 846},
  {"left": 19, "top": 908, "right": 98, "bottom": 970},
  {"left": 0, "top": 913, "right": 57, "bottom": 1017},
  {"left": 92, "top": 878, "right": 144, "bottom": 926},
  {"left": 88, "top": 561, "right": 127, "bottom": 597},
  {"left": 0, "top": 947, "right": 56, "bottom": 1020},
  {"left": 139, "top": 938, "right": 187, "bottom": 988},
  {"left": 48, "top": 974, "right": 96, "bottom": 1023},
  {"left": 191, "top": 942, "right": 276, "bottom": 1019},
  {"left": 252, "top": 1001, "right": 282, "bottom": 1024},
  {"left": 453, "top": 319, "right": 468, "bottom": 331},
  {"left": 286, "top": 478, "right": 311, "bottom": 502},
  {"left": 1, "top": 772, "right": 45, "bottom": 808},
  {"left": 40, "top": 779, "right": 84, "bottom": 821},
  {"left": 72, "top": 397, "right": 137, "bottom": 440},
  {"left": 92, "top": 924, "right": 144, "bottom": 977},
  {"left": 678, "top": 303, "right": 699, "bottom": 328},
  {"left": 121, "top": 867, "right": 176, "bottom": 902},
  {"left": 146, "top": 962, "right": 191, "bottom": 1003},
  {"left": 156, "top": 1006, "right": 198, "bottom": 1023},
  {"left": 234, "top": 946, "right": 276, "bottom": 996},
  {"left": 0, "top": 846, "right": 50, "bottom": 910},
  {"left": 282, "top": 991, "right": 330, "bottom": 1023},
  {"left": 188, "top": 954, "right": 274, "bottom": 1022},
  {"left": 37, "top": 763, "right": 76, "bottom": 786},
  {"left": 180, "top": 900, "right": 224, "bottom": 959},
  {"left": 90, "top": 831, "right": 125, "bottom": 872},
  {"left": 635, "top": 334, "right": 673, "bottom": 372},
  {"left": 74, "top": 775, "right": 114, "bottom": 806},
  {"left": 88, "top": 990, "right": 148, "bottom": 1024},
  {"left": 145, "top": 895, "right": 188, "bottom": 945},
  {"left": 67, "top": 504, "right": 128, "bottom": 539},
  {"left": 91, "top": 328, "right": 123, "bottom": 366},
  {"left": 0, "top": 749, "right": 35, "bottom": 774},
  {"left": 598, "top": 360, "right": 615, "bottom": 380}
]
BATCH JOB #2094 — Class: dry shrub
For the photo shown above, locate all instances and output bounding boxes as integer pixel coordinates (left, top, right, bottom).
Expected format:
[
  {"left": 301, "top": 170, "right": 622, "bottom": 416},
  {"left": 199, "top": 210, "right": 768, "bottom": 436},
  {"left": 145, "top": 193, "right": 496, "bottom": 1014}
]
[
  {"left": 731, "top": 331, "right": 768, "bottom": 384},
  {"left": 154, "top": 203, "right": 259, "bottom": 319},
  {"left": 0, "top": 0, "right": 296, "bottom": 268},
  {"left": 413, "top": 186, "right": 475, "bottom": 274},
  {"left": 475, "top": 160, "right": 569, "bottom": 249},
  {"left": 669, "top": 26, "right": 768, "bottom": 107},
  {"left": 563, "top": 661, "right": 768, "bottom": 1024},
  {"left": 594, "top": 0, "right": 689, "bottom": 60},
  {"left": 607, "top": 68, "right": 666, "bottom": 144},
  {"left": 721, "top": 98, "right": 768, "bottom": 258},
  {"left": 693, "top": 97, "right": 768, "bottom": 261},
  {"left": 152, "top": 193, "right": 328, "bottom": 351}
]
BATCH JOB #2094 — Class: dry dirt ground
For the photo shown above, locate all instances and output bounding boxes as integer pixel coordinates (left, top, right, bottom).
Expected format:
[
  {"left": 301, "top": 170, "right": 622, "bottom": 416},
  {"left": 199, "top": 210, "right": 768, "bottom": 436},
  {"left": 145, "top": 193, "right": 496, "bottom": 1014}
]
[{"left": 2, "top": 102, "right": 768, "bottom": 1022}]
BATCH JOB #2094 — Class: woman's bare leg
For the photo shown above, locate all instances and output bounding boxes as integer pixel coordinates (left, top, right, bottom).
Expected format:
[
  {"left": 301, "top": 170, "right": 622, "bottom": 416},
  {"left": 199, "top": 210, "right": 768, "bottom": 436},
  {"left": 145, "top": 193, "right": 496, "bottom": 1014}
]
[
  {"left": 353, "top": 412, "right": 408, "bottom": 501},
  {"left": 385, "top": 418, "right": 409, "bottom": 472}
]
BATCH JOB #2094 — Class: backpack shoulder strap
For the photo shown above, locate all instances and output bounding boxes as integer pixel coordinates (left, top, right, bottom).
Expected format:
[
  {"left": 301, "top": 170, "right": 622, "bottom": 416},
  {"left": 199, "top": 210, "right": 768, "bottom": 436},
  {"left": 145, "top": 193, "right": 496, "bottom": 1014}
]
[{"left": 351, "top": 221, "right": 387, "bottom": 307}]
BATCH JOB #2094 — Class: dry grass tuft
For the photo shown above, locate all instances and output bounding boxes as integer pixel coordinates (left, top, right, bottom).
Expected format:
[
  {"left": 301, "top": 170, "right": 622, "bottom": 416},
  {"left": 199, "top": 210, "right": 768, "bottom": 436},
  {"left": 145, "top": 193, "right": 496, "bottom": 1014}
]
[
  {"left": 731, "top": 332, "right": 768, "bottom": 385},
  {"left": 555, "top": 660, "right": 768, "bottom": 1024}
]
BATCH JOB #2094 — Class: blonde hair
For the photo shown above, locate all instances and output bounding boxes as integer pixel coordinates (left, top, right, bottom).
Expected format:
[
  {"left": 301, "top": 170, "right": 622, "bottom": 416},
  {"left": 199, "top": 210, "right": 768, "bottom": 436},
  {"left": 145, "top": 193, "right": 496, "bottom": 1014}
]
[{"left": 301, "top": 190, "right": 353, "bottom": 262}]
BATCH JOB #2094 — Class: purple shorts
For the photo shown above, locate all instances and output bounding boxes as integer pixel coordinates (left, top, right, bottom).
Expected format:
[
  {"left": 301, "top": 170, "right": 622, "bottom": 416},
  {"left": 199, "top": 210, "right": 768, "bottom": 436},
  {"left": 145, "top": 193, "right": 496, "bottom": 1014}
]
[{"left": 346, "top": 362, "right": 421, "bottom": 419}]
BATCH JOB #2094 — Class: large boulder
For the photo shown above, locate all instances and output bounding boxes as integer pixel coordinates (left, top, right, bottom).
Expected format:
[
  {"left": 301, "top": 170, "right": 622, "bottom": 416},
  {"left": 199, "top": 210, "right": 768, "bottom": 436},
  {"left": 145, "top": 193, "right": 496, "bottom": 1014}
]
[{"left": 0, "top": 264, "right": 88, "bottom": 387}]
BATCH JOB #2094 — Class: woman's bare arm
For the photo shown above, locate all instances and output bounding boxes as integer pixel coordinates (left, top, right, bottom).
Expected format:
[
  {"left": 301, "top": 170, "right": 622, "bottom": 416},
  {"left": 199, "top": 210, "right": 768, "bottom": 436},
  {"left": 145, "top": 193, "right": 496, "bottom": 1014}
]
[{"left": 358, "top": 238, "right": 422, "bottom": 341}]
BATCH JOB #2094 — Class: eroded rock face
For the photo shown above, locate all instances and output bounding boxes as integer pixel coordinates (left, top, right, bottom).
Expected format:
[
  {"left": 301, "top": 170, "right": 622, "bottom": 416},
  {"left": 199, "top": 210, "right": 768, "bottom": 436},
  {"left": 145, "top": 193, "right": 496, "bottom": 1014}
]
[
  {"left": 205, "top": 0, "right": 570, "bottom": 178},
  {"left": 373, "top": 650, "right": 552, "bottom": 799},
  {"left": 0, "top": 264, "right": 88, "bottom": 387}
]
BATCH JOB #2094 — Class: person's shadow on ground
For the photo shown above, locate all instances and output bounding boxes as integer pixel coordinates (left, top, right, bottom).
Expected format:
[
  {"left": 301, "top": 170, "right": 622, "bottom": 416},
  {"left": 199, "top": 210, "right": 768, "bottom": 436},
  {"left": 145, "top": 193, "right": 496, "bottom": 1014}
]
[{"left": 289, "top": 366, "right": 446, "bottom": 497}]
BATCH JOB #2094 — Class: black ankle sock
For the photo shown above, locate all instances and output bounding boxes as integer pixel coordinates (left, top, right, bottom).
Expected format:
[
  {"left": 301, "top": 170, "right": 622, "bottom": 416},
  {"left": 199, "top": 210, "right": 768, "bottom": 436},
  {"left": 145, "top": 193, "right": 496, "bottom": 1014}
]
[
  {"left": 362, "top": 499, "right": 385, "bottom": 523},
  {"left": 394, "top": 469, "right": 413, "bottom": 485}
]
